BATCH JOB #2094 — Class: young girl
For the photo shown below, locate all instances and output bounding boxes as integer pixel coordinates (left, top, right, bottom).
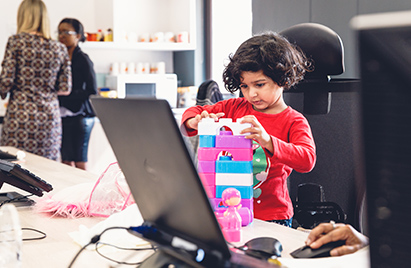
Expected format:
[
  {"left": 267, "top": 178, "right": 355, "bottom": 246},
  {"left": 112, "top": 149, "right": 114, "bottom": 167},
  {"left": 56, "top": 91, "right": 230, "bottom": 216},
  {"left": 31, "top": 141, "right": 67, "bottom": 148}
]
[
  {"left": 181, "top": 32, "right": 316, "bottom": 227},
  {"left": 58, "top": 18, "right": 97, "bottom": 170}
]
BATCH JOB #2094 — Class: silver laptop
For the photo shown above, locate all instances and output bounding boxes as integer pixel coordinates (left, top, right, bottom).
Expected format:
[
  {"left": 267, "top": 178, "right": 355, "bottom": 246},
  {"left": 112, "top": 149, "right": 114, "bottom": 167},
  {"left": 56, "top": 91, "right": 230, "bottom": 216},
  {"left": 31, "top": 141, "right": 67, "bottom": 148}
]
[{"left": 91, "top": 97, "right": 279, "bottom": 268}]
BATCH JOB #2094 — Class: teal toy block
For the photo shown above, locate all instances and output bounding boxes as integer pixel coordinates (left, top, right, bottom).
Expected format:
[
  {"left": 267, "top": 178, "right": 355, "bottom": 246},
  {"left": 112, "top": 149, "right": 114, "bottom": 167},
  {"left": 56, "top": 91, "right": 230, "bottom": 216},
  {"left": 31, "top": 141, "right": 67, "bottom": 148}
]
[
  {"left": 216, "top": 159, "right": 253, "bottom": 174},
  {"left": 199, "top": 135, "right": 216, "bottom": 148},
  {"left": 216, "top": 185, "right": 253, "bottom": 199}
]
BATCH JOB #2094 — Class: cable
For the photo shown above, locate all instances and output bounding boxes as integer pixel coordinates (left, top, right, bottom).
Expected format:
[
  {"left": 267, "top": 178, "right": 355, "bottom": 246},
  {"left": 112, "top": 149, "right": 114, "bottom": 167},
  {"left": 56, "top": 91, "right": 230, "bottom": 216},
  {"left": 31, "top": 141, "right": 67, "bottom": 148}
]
[
  {"left": 22, "top": 227, "right": 47, "bottom": 241},
  {"left": 67, "top": 226, "right": 153, "bottom": 268},
  {"left": 68, "top": 241, "right": 93, "bottom": 268},
  {"left": 95, "top": 241, "right": 156, "bottom": 265},
  {"left": 0, "top": 194, "right": 34, "bottom": 208}
]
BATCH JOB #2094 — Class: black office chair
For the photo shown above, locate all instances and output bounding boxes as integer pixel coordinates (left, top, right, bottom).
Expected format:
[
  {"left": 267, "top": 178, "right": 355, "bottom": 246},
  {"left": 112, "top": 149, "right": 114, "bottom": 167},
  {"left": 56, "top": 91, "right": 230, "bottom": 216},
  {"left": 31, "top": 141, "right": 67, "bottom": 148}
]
[
  {"left": 187, "top": 80, "right": 224, "bottom": 162},
  {"left": 279, "top": 23, "right": 359, "bottom": 229},
  {"left": 280, "top": 22, "right": 345, "bottom": 115},
  {"left": 293, "top": 183, "right": 346, "bottom": 229}
]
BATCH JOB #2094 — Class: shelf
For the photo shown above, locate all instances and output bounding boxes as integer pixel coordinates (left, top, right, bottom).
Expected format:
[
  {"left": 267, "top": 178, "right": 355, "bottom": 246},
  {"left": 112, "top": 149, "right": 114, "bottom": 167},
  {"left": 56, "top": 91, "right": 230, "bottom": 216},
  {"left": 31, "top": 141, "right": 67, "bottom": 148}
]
[{"left": 79, "top": 41, "right": 195, "bottom": 51}]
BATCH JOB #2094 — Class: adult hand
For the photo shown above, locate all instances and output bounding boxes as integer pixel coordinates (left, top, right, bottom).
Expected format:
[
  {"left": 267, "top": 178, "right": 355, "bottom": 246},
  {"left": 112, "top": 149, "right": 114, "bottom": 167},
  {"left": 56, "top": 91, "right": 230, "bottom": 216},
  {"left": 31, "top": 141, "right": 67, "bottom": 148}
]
[
  {"left": 305, "top": 222, "right": 369, "bottom": 256},
  {"left": 185, "top": 110, "right": 225, "bottom": 130},
  {"left": 238, "top": 115, "right": 273, "bottom": 153}
]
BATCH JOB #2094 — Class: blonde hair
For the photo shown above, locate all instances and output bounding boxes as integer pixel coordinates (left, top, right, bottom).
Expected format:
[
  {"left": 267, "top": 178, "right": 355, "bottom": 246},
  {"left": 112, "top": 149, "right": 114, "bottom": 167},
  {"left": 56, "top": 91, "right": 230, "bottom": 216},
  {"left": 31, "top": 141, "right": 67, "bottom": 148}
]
[{"left": 17, "top": 0, "right": 50, "bottom": 39}]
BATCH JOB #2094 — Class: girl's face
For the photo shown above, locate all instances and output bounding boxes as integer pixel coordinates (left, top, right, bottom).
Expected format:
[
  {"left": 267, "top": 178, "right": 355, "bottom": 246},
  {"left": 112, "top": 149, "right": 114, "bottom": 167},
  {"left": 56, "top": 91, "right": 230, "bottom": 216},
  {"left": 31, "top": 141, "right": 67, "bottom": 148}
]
[
  {"left": 58, "top": 22, "right": 79, "bottom": 49},
  {"left": 239, "top": 70, "right": 286, "bottom": 114}
]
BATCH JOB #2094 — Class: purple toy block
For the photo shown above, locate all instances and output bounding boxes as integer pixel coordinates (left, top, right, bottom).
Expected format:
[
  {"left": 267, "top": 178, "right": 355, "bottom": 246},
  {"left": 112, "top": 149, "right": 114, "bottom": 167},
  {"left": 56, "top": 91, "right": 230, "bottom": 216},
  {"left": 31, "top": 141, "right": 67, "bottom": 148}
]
[
  {"left": 197, "top": 160, "right": 215, "bottom": 173},
  {"left": 198, "top": 172, "right": 215, "bottom": 186},
  {"left": 216, "top": 135, "right": 252, "bottom": 148},
  {"left": 197, "top": 147, "right": 253, "bottom": 161}
]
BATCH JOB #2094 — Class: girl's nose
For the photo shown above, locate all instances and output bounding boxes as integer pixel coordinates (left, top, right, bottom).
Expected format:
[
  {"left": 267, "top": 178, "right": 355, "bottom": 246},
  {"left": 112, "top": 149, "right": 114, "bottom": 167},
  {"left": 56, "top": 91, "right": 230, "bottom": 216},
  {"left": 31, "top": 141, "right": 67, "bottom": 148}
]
[{"left": 249, "top": 86, "right": 258, "bottom": 97}]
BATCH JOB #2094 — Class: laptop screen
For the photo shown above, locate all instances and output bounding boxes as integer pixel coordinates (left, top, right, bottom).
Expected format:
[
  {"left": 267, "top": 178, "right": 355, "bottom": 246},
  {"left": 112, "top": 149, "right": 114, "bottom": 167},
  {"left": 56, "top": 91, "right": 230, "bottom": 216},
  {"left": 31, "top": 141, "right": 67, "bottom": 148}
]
[
  {"left": 352, "top": 11, "right": 411, "bottom": 267},
  {"left": 91, "top": 98, "right": 231, "bottom": 260}
]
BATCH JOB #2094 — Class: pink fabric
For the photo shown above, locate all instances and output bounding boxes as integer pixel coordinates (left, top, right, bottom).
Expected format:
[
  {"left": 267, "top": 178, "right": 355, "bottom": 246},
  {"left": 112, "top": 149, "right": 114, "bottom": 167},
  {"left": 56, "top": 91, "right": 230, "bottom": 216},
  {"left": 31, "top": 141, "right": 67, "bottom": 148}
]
[{"left": 35, "top": 162, "right": 134, "bottom": 218}]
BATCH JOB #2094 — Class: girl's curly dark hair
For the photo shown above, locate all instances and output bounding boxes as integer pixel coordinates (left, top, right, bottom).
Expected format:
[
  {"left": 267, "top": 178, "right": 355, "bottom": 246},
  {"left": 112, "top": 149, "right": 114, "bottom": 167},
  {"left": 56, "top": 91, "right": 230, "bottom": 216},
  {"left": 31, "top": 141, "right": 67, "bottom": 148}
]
[{"left": 223, "top": 32, "right": 313, "bottom": 93}]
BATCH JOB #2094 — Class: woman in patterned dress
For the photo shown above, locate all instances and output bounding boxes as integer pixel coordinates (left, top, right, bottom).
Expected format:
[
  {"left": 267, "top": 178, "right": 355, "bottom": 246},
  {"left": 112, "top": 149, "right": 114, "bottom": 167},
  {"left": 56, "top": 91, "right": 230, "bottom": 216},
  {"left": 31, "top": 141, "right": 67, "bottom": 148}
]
[{"left": 0, "top": 0, "right": 72, "bottom": 161}]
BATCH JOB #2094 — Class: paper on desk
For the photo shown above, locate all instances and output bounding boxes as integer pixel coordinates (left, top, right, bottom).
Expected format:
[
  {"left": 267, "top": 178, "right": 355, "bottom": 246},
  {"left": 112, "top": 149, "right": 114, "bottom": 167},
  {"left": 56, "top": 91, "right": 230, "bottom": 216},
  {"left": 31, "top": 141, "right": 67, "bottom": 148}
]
[
  {"left": 69, "top": 203, "right": 146, "bottom": 249},
  {"left": 279, "top": 247, "right": 370, "bottom": 268}
]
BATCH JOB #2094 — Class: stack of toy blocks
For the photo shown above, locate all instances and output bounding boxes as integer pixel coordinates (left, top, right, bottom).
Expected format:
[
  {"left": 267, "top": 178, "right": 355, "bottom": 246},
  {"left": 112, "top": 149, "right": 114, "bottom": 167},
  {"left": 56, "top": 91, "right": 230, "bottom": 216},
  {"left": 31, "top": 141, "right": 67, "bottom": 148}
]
[{"left": 197, "top": 118, "right": 254, "bottom": 226}]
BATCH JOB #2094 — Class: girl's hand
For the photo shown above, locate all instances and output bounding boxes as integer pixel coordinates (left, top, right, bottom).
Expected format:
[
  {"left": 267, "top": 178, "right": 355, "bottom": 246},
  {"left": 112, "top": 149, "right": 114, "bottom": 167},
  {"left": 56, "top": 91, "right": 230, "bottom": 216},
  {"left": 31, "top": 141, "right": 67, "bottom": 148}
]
[
  {"left": 186, "top": 110, "right": 225, "bottom": 130},
  {"left": 239, "top": 115, "right": 273, "bottom": 153}
]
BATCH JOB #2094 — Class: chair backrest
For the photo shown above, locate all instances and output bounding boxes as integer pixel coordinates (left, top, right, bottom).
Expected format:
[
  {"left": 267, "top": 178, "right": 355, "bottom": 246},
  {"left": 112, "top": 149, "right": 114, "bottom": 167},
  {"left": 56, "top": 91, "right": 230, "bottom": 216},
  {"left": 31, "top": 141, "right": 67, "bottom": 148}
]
[
  {"left": 280, "top": 23, "right": 362, "bottom": 230},
  {"left": 280, "top": 22, "right": 345, "bottom": 82},
  {"left": 280, "top": 23, "right": 346, "bottom": 115}
]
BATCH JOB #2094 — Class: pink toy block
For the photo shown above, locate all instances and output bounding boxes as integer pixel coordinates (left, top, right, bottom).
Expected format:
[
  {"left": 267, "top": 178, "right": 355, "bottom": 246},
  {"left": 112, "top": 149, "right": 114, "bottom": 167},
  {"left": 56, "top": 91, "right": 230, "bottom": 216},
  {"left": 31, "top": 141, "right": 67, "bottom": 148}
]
[
  {"left": 197, "top": 160, "right": 215, "bottom": 173},
  {"left": 198, "top": 173, "right": 215, "bottom": 186},
  {"left": 215, "top": 173, "right": 253, "bottom": 186},
  {"left": 203, "top": 185, "right": 215, "bottom": 198},
  {"left": 197, "top": 147, "right": 253, "bottom": 161}
]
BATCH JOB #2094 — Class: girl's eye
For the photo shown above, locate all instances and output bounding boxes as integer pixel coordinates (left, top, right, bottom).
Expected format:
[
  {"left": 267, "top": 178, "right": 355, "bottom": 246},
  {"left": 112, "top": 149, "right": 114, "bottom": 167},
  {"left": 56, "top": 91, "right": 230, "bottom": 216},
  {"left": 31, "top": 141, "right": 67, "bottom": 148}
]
[
  {"left": 256, "top": 83, "right": 265, "bottom": 87},
  {"left": 240, "top": 84, "right": 248, "bottom": 89}
]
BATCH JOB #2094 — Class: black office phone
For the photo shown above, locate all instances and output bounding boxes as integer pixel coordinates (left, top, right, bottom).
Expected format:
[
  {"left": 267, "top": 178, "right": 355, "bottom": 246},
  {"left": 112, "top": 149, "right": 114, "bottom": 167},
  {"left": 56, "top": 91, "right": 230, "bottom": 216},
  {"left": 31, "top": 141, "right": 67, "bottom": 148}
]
[
  {"left": 0, "top": 159, "right": 53, "bottom": 197},
  {"left": 0, "top": 149, "right": 18, "bottom": 161}
]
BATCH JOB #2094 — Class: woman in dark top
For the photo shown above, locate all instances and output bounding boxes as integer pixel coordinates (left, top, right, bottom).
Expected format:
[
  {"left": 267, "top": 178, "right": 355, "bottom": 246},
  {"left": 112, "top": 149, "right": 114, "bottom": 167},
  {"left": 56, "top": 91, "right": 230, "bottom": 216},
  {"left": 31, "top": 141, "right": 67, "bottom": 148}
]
[{"left": 58, "top": 18, "right": 97, "bottom": 170}]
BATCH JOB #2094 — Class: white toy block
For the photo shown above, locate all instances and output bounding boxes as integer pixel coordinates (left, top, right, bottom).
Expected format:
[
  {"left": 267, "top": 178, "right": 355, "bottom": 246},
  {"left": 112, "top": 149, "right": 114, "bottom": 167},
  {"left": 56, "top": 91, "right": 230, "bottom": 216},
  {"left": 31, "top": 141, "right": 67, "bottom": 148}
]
[
  {"left": 215, "top": 173, "right": 253, "bottom": 186},
  {"left": 198, "top": 118, "right": 218, "bottom": 135},
  {"left": 198, "top": 118, "right": 251, "bottom": 136}
]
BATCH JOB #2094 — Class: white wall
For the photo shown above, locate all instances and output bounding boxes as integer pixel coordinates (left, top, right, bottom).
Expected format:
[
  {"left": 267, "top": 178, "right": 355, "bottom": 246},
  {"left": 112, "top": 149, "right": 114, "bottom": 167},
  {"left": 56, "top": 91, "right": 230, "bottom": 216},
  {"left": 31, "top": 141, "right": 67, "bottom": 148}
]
[
  {"left": 211, "top": 0, "right": 252, "bottom": 92},
  {"left": 0, "top": 0, "right": 172, "bottom": 76},
  {"left": 0, "top": 0, "right": 99, "bottom": 61}
]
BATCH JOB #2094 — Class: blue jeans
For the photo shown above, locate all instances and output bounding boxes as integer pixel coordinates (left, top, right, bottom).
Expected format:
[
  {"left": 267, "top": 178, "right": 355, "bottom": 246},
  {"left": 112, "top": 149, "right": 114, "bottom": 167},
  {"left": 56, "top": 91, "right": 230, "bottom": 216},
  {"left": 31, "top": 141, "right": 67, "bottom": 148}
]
[
  {"left": 61, "top": 116, "right": 95, "bottom": 162},
  {"left": 267, "top": 218, "right": 293, "bottom": 228}
]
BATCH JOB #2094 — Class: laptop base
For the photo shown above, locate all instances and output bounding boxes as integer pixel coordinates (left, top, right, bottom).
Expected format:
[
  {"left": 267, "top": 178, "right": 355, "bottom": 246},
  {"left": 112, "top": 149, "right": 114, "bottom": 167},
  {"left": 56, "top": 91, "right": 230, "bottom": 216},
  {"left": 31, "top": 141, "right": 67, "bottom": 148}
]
[{"left": 139, "top": 250, "right": 196, "bottom": 268}]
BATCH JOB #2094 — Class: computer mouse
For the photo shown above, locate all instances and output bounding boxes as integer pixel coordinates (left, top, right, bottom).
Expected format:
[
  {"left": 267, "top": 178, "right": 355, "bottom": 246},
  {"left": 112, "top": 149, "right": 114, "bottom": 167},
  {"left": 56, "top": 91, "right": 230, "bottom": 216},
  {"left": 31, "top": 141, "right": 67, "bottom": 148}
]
[
  {"left": 241, "top": 237, "right": 283, "bottom": 258},
  {"left": 290, "top": 240, "right": 345, "bottom": 258}
]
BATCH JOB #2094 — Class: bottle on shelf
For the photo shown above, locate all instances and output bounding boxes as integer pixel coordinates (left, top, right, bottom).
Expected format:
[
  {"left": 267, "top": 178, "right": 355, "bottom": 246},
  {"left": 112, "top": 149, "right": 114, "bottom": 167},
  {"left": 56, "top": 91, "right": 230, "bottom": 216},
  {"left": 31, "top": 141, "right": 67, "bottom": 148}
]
[
  {"left": 97, "top": 29, "right": 104, "bottom": 41},
  {"left": 104, "top": 28, "right": 113, "bottom": 42}
]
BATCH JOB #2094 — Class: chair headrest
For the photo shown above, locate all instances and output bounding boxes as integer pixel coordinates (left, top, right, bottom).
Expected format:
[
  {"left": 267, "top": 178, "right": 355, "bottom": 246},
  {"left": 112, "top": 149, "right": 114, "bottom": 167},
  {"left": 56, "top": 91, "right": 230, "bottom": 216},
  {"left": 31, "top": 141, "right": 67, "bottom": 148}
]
[{"left": 280, "top": 23, "right": 345, "bottom": 81}]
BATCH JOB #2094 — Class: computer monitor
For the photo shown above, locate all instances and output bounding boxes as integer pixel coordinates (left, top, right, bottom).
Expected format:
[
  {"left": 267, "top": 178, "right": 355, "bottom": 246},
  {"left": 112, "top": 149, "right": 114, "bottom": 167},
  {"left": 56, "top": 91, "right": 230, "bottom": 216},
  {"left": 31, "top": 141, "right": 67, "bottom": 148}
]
[{"left": 352, "top": 10, "right": 411, "bottom": 267}]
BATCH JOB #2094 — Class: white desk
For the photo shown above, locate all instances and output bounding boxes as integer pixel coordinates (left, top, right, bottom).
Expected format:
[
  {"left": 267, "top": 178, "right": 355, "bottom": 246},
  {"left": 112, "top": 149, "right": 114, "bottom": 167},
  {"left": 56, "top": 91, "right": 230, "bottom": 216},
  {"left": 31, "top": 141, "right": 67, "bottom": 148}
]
[{"left": 0, "top": 147, "right": 370, "bottom": 268}]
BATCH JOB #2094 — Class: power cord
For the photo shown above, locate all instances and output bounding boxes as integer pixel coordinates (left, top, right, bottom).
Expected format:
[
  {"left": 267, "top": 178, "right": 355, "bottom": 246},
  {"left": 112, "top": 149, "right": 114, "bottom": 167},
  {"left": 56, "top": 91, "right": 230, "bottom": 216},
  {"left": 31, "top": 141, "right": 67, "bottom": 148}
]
[
  {"left": 95, "top": 241, "right": 157, "bottom": 265},
  {"left": 67, "top": 226, "right": 156, "bottom": 268},
  {"left": 22, "top": 227, "right": 47, "bottom": 241},
  {"left": 0, "top": 194, "right": 34, "bottom": 208}
]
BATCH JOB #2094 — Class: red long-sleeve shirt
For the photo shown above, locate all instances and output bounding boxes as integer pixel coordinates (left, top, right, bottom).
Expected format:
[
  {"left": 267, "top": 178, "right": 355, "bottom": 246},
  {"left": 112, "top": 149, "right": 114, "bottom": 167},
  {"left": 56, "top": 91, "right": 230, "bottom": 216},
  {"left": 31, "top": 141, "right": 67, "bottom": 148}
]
[{"left": 181, "top": 98, "right": 316, "bottom": 221}]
